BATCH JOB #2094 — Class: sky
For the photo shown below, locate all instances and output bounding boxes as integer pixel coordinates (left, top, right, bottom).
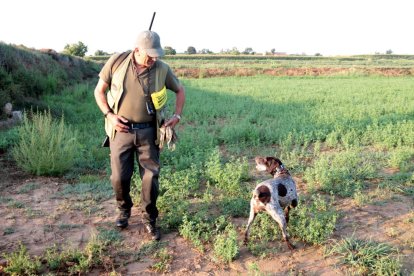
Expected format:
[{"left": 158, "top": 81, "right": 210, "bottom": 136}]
[{"left": 1, "top": 0, "right": 414, "bottom": 56}]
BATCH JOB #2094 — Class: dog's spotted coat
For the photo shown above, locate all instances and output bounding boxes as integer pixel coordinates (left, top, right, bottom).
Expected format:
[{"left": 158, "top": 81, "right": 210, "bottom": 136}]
[{"left": 244, "top": 156, "right": 298, "bottom": 250}]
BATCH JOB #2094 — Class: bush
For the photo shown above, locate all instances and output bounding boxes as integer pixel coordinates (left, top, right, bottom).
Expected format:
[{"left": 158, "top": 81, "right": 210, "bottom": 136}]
[
  {"left": 2, "top": 243, "right": 41, "bottom": 275},
  {"left": 289, "top": 194, "right": 338, "bottom": 245},
  {"left": 63, "top": 41, "right": 88, "bottom": 57},
  {"left": 325, "top": 237, "right": 401, "bottom": 275},
  {"left": 213, "top": 223, "right": 239, "bottom": 263},
  {"left": 303, "top": 150, "right": 376, "bottom": 197},
  {"left": 204, "top": 148, "right": 249, "bottom": 196},
  {"left": 12, "top": 110, "right": 79, "bottom": 176}
]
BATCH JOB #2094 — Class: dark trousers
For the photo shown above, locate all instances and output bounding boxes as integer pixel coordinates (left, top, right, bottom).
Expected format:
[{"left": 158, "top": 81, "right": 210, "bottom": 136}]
[{"left": 110, "top": 126, "right": 160, "bottom": 223}]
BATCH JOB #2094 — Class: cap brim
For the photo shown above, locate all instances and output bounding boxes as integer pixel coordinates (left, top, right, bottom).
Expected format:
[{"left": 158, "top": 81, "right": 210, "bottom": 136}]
[{"left": 146, "top": 48, "right": 165, "bottom": 57}]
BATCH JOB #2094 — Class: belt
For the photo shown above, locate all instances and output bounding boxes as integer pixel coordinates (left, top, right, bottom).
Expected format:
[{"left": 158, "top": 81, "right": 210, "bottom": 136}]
[{"left": 128, "top": 122, "right": 154, "bottom": 129}]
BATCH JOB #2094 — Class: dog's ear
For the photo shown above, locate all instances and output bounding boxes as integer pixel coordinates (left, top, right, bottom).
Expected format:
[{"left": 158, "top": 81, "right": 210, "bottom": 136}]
[{"left": 265, "top": 157, "right": 280, "bottom": 174}]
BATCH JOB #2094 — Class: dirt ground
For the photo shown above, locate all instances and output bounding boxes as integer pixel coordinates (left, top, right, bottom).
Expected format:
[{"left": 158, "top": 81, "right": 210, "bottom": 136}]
[{"left": 0, "top": 152, "right": 413, "bottom": 275}]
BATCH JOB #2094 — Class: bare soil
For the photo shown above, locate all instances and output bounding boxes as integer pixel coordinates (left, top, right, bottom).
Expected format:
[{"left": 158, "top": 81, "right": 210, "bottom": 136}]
[{"left": 0, "top": 153, "right": 413, "bottom": 275}]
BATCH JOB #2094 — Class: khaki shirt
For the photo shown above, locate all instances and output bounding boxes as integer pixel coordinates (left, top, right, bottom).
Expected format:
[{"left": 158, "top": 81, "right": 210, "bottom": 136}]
[{"left": 99, "top": 55, "right": 180, "bottom": 123}]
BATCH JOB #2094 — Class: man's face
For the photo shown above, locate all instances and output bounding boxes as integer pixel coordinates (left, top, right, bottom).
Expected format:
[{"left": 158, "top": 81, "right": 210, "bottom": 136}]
[{"left": 134, "top": 48, "right": 157, "bottom": 68}]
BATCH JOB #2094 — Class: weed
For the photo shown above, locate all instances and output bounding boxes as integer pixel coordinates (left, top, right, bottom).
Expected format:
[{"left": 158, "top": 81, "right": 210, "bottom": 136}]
[
  {"left": 304, "top": 150, "right": 375, "bottom": 197},
  {"left": 325, "top": 237, "right": 401, "bottom": 275},
  {"left": 353, "top": 189, "right": 371, "bottom": 207},
  {"left": 17, "top": 182, "right": 39, "bottom": 194},
  {"left": 150, "top": 247, "right": 173, "bottom": 273},
  {"left": 7, "top": 199, "right": 24, "bottom": 209},
  {"left": 204, "top": 148, "right": 249, "bottom": 196},
  {"left": 247, "top": 262, "right": 265, "bottom": 276},
  {"left": 12, "top": 110, "right": 79, "bottom": 176},
  {"left": 213, "top": 223, "right": 239, "bottom": 263},
  {"left": 132, "top": 241, "right": 168, "bottom": 261},
  {"left": 179, "top": 215, "right": 213, "bottom": 252},
  {"left": 57, "top": 181, "right": 113, "bottom": 202},
  {"left": 3, "top": 227, "right": 15, "bottom": 235},
  {"left": 2, "top": 243, "right": 41, "bottom": 275},
  {"left": 289, "top": 194, "right": 338, "bottom": 245}
]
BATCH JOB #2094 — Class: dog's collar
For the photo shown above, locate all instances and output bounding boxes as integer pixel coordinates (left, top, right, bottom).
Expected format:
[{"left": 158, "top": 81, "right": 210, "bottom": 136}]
[{"left": 272, "top": 164, "right": 289, "bottom": 177}]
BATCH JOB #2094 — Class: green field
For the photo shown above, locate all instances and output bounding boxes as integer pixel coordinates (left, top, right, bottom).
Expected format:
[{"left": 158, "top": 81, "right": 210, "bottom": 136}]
[{"left": 1, "top": 55, "right": 413, "bottom": 273}]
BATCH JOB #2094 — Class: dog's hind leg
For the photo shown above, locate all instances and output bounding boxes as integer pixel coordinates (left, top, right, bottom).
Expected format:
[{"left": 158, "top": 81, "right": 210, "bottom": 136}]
[
  {"left": 284, "top": 206, "right": 291, "bottom": 224},
  {"left": 266, "top": 205, "right": 295, "bottom": 250},
  {"left": 244, "top": 205, "right": 257, "bottom": 245}
]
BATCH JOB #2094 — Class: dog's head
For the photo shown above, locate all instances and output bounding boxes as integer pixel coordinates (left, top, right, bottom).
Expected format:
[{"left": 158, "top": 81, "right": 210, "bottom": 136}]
[{"left": 255, "top": 156, "right": 288, "bottom": 176}]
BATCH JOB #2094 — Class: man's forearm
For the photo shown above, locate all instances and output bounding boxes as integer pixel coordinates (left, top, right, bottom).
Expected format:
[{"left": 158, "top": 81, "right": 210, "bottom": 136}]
[{"left": 174, "top": 85, "right": 185, "bottom": 116}]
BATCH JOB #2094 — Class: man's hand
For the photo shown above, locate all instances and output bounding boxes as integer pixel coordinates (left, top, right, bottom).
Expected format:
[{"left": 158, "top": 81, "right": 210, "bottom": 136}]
[
  {"left": 163, "top": 115, "right": 180, "bottom": 129},
  {"left": 107, "top": 113, "right": 129, "bottom": 133}
]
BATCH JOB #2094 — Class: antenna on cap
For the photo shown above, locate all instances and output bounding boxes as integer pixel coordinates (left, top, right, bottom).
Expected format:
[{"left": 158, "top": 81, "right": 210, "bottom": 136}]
[{"left": 149, "top": 12, "right": 156, "bottom": 30}]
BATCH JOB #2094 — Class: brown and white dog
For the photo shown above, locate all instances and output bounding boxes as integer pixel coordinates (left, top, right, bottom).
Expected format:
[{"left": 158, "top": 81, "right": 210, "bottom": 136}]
[{"left": 244, "top": 156, "right": 298, "bottom": 250}]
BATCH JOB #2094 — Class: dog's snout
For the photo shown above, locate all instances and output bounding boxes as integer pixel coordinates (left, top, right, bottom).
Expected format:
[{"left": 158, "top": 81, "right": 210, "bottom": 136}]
[{"left": 291, "top": 199, "right": 298, "bottom": 208}]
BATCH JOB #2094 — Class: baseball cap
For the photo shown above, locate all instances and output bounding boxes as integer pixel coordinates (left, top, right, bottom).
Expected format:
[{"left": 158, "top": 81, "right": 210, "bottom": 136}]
[{"left": 135, "top": 30, "right": 165, "bottom": 57}]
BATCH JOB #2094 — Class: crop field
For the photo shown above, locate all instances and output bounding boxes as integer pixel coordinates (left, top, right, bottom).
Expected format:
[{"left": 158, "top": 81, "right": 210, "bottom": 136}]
[{"left": 1, "top": 68, "right": 414, "bottom": 274}]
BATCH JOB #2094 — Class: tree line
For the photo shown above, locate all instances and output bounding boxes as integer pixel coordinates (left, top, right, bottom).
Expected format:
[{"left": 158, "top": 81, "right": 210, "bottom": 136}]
[{"left": 63, "top": 41, "right": 395, "bottom": 57}]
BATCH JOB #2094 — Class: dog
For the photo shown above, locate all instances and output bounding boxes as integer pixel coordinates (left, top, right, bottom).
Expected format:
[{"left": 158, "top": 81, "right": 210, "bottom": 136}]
[{"left": 244, "top": 156, "right": 298, "bottom": 250}]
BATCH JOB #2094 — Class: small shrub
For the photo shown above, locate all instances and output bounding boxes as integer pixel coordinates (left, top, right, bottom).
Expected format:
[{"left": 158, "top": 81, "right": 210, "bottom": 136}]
[
  {"left": 204, "top": 148, "right": 249, "bottom": 196},
  {"left": 289, "top": 194, "right": 338, "bottom": 245},
  {"left": 219, "top": 196, "right": 250, "bottom": 217},
  {"left": 2, "top": 243, "right": 41, "bottom": 275},
  {"left": 303, "top": 150, "right": 375, "bottom": 197},
  {"left": 388, "top": 146, "right": 414, "bottom": 172},
  {"left": 325, "top": 237, "right": 401, "bottom": 275},
  {"left": 246, "top": 213, "right": 281, "bottom": 243},
  {"left": 12, "top": 110, "right": 79, "bottom": 176},
  {"left": 179, "top": 215, "right": 213, "bottom": 252},
  {"left": 213, "top": 223, "right": 239, "bottom": 263},
  {"left": 151, "top": 247, "right": 173, "bottom": 273}
]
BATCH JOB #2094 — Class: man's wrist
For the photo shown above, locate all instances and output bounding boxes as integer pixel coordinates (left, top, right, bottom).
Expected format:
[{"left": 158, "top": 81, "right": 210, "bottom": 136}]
[
  {"left": 173, "top": 114, "right": 181, "bottom": 120},
  {"left": 104, "top": 109, "right": 113, "bottom": 117}
]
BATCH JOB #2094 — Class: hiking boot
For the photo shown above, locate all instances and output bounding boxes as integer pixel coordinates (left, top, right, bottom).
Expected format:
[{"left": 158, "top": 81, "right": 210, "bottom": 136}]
[
  {"left": 144, "top": 222, "right": 161, "bottom": 241},
  {"left": 116, "top": 209, "right": 131, "bottom": 229}
]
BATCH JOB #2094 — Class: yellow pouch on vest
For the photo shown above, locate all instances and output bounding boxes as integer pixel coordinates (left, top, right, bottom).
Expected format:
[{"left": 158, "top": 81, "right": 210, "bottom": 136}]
[{"left": 151, "top": 86, "right": 167, "bottom": 110}]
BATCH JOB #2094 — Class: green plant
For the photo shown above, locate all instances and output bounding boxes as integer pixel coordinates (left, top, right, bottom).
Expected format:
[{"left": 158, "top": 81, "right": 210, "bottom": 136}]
[
  {"left": 12, "top": 110, "right": 79, "bottom": 176},
  {"left": 2, "top": 243, "right": 42, "bottom": 275},
  {"left": 289, "top": 195, "right": 338, "bottom": 245},
  {"left": 213, "top": 223, "right": 239, "bottom": 263},
  {"left": 204, "top": 148, "right": 249, "bottom": 196},
  {"left": 304, "top": 150, "right": 375, "bottom": 197},
  {"left": 179, "top": 215, "right": 213, "bottom": 252},
  {"left": 325, "top": 237, "right": 401, "bottom": 275},
  {"left": 63, "top": 41, "right": 88, "bottom": 57},
  {"left": 17, "top": 182, "right": 39, "bottom": 194},
  {"left": 151, "top": 247, "right": 173, "bottom": 273},
  {"left": 388, "top": 146, "right": 414, "bottom": 172}
]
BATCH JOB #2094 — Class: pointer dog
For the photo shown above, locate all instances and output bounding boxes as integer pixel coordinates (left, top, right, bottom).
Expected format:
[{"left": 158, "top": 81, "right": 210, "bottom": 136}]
[{"left": 244, "top": 156, "right": 298, "bottom": 250}]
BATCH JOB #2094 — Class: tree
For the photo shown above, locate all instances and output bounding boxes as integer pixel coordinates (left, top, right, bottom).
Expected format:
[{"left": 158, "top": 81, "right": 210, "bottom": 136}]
[
  {"left": 386, "top": 49, "right": 393, "bottom": 55},
  {"left": 229, "top": 47, "right": 240, "bottom": 55},
  {"left": 242, "top": 47, "right": 254, "bottom": 55},
  {"left": 271, "top": 48, "right": 276, "bottom": 54},
  {"left": 94, "top": 50, "right": 109, "bottom": 56},
  {"left": 199, "top": 48, "right": 213, "bottom": 54},
  {"left": 186, "top": 46, "right": 197, "bottom": 55},
  {"left": 63, "top": 41, "right": 88, "bottom": 57},
  {"left": 164, "top": 46, "right": 176, "bottom": 55}
]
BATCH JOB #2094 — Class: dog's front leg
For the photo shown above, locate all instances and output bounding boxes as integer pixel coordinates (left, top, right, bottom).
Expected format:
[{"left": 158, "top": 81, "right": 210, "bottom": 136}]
[
  {"left": 266, "top": 205, "right": 295, "bottom": 250},
  {"left": 244, "top": 202, "right": 257, "bottom": 245}
]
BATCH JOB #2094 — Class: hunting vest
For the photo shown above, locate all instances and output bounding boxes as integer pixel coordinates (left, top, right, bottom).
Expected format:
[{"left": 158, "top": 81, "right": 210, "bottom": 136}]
[{"left": 105, "top": 52, "right": 169, "bottom": 145}]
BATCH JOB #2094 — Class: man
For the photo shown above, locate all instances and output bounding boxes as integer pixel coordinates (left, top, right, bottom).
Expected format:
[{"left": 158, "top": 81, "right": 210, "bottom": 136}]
[{"left": 94, "top": 30, "right": 185, "bottom": 240}]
